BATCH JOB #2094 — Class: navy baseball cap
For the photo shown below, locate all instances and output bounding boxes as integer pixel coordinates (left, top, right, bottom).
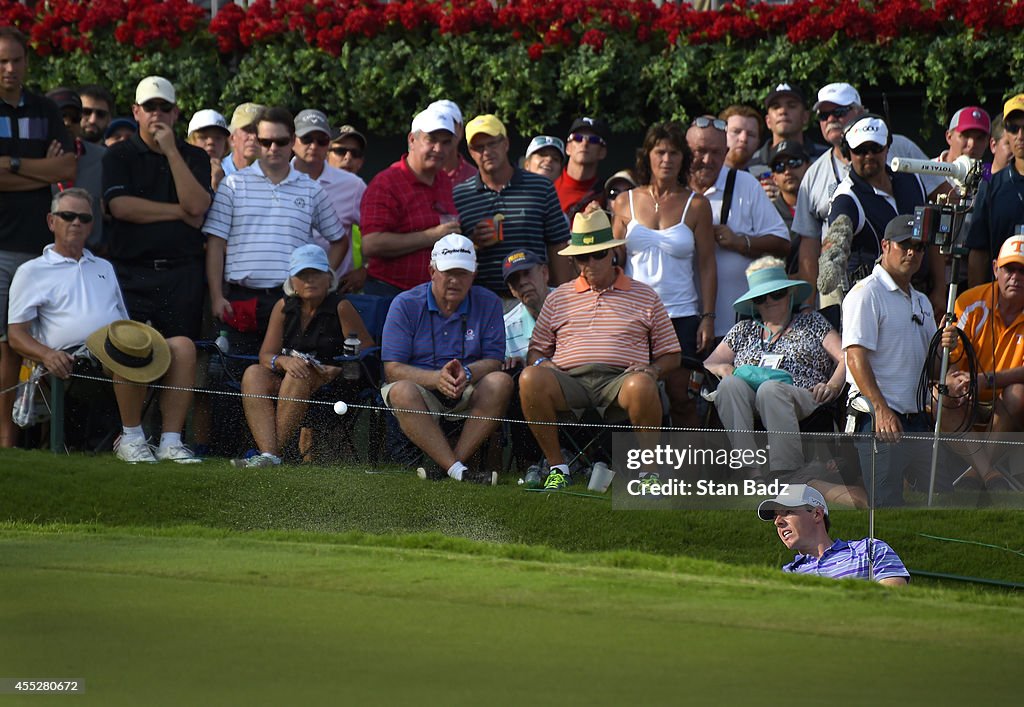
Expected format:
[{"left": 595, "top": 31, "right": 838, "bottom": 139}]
[{"left": 502, "top": 250, "right": 544, "bottom": 282}]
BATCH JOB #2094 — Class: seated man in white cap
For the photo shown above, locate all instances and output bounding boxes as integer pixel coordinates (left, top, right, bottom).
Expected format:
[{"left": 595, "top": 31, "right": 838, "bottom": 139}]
[
  {"left": 380, "top": 233, "right": 512, "bottom": 484},
  {"left": 519, "top": 205, "right": 681, "bottom": 490},
  {"left": 7, "top": 188, "right": 201, "bottom": 463},
  {"left": 757, "top": 484, "right": 909, "bottom": 585}
]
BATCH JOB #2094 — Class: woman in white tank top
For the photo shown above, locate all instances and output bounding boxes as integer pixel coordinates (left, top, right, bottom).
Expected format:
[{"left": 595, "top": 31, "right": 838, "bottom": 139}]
[{"left": 610, "top": 122, "right": 717, "bottom": 426}]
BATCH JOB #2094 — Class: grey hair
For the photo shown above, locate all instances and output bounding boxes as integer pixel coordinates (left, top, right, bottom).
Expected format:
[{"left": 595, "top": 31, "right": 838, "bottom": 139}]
[
  {"left": 282, "top": 268, "right": 339, "bottom": 296},
  {"left": 745, "top": 255, "right": 787, "bottom": 278},
  {"left": 51, "top": 187, "right": 93, "bottom": 213}
]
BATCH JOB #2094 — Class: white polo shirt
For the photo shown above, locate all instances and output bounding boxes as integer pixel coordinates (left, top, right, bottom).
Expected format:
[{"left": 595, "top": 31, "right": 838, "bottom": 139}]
[
  {"left": 203, "top": 161, "right": 346, "bottom": 288},
  {"left": 703, "top": 167, "right": 790, "bottom": 336},
  {"left": 8, "top": 245, "right": 128, "bottom": 351},
  {"left": 842, "top": 263, "right": 936, "bottom": 414}
]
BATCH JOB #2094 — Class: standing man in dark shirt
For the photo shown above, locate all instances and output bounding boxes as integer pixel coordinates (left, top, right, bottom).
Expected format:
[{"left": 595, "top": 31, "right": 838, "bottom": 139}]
[
  {"left": 0, "top": 26, "right": 76, "bottom": 447},
  {"left": 102, "top": 75, "right": 212, "bottom": 462}
]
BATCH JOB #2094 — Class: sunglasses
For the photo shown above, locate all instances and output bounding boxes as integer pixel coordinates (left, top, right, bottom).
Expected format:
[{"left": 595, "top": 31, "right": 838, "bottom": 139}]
[
  {"left": 1004, "top": 121, "right": 1024, "bottom": 135},
  {"left": 53, "top": 211, "right": 94, "bottom": 224},
  {"left": 818, "top": 106, "right": 853, "bottom": 121},
  {"left": 691, "top": 116, "right": 727, "bottom": 131},
  {"left": 893, "top": 239, "right": 925, "bottom": 252},
  {"left": 568, "top": 132, "right": 606, "bottom": 146},
  {"left": 751, "top": 290, "right": 789, "bottom": 305},
  {"left": 607, "top": 186, "right": 632, "bottom": 200},
  {"left": 850, "top": 143, "right": 886, "bottom": 156},
  {"left": 772, "top": 157, "right": 807, "bottom": 173},
  {"left": 140, "top": 100, "right": 174, "bottom": 114},
  {"left": 82, "top": 107, "right": 109, "bottom": 119},
  {"left": 572, "top": 250, "right": 610, "bottom": 263},
  {"left": 329, "top": 146, "right": 364, "bottom": 158},
  {"left": 258, "top": 137, "right": 291, "bottom": 148},
  {"left": 298, "top": 134, "right": 330, "bottom": 146}
]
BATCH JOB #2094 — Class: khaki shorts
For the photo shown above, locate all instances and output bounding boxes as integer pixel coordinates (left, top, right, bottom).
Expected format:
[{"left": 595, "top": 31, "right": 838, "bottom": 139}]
[
  {"left": 549, "top": 363, "right": 636, "bottom": 417},
  {"left": 381, "top": 381, "right": 475, "bottom": 420}
]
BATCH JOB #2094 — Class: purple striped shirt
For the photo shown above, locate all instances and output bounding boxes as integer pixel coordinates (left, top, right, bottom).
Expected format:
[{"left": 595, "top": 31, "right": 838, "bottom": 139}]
[{"left": 783, "top": 539, "right": 909, "bottom": 583}]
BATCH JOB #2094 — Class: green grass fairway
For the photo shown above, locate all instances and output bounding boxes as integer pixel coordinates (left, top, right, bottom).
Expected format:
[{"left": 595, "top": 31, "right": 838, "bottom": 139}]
[{"left": 1, "top": 527, "right": 1021, "bottom": 706}]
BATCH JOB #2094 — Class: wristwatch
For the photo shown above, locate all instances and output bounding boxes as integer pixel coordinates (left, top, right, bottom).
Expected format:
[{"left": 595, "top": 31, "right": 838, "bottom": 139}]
[
  {"left": 8, "top": 156, "right": 21, "bottom": 174},
  {"left": 464, "top": 365, "right": 473, "bottom": 384}
]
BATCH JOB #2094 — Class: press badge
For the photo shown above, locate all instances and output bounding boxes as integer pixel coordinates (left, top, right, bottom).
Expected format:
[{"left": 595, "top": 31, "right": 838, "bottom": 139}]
[{"left": 758, "top": 354, "right": 783, "bottom": 369}]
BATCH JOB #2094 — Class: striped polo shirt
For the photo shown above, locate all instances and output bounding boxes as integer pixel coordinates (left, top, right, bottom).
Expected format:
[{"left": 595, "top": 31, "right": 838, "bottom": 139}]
[
  {"left": 529, "top": 270, "right": 680, "bottom": 370},
  {"left": 783, "top": 538, "right": 910, "bottom": 583},
  {"left": 453, "top": 168, "right": 569, "bottom": 293},
  {"left": 203, "top": 161, "right": 345, "bottom": 288}
]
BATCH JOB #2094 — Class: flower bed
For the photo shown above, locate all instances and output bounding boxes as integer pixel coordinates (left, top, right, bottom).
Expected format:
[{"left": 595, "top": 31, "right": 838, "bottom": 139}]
[{"left": 2, "top": 0, "right": 1021, "bottom": 134}]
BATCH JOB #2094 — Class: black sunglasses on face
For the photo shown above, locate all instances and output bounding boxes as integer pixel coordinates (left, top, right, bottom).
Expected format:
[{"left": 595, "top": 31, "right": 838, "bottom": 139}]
[
  {"left": 54, "top": 211, "right": 94, "bottom": 224},
  {"left": 691, "top": 116, "right": 727, "bottom": 131},
  {"left": 568, "top": 132, "right": 606, "bottom": 146},
  {"left": 82, "top": 107, "right": 109, "bottom": 119},
  {"left": 258, "top": 137, "right": 291, "bottom": 148},
  {"left": 140, "top": 100, "right": 174, "bottom": 114},
  {"left": 893, "top": 239, "right": 925, "bottom": 252},
  {"left": 772, "top": 157, "right": 807, "bottom": 173},
  {"left": 299, "top": 134, "right": 330, "bottom": 146},
  {"left": 1004, "top": 121, "right": 1024, "bottom": 135},
  {"left": 751, "top": 290, "right": 789, "bottom": 305},
  {"left": 330, "top": 146, "right": 364, "bottom": 158},
  {"left": 851, "top": 143, "right": 886, "bottom": 156},
  {"left": 818, "top": 106, "right": 853, "bottom": 121},
  {"left": 572, "top": 250, "right": 610, "bottom": 263}
]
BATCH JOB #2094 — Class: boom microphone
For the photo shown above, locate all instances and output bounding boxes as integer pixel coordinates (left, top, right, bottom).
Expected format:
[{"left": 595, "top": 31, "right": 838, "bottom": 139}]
[{"left": 889, "top": 155, "right": 979, "bottom": 185}]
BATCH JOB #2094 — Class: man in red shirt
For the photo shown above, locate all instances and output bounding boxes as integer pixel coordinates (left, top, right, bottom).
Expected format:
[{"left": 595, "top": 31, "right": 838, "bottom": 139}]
[
  {"left": 360, "top": 107, "right": 460, "bottom": 297},
  {"left": 554, "top": 116, "right": 609, "bottom": 220}
]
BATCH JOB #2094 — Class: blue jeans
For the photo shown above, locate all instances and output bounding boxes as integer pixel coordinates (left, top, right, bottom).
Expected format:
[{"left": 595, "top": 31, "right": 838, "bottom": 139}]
[{"left": 854, "top": 411, "right": 933, "bottom": 507}]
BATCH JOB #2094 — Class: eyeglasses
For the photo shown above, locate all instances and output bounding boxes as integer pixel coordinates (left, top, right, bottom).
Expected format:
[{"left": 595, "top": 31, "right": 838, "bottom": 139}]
[
  {"left": 751, "top": 290, "right": 789, "bottom": 305},
  {"left": 1004, "top": 121, "right": 1024, "bottom": 135},
  {"left": 850, "top": 143, "right": 886, "bottom": 156},
  {"left": 572, "top": 250, "right": 610, "bottom": 263},
  {"left": 329, "top": 146, "right": 364, "bottom": 158},
  {"left": 140, "top": 100, "right": 174, "bottom": 114},
  {"left": 82, "top": 107, "right": 109, "bottom": 119},
  {"left": 257, "top": 137, "right": 291, "bottom": 148},
  {"left": 568, "top": 132, "right": 606, "bottom": 146},
  {"left": 771, "top": 157, "right": 807, "bottom": 173},
  {"left": 468, "top": 137, "right": 506, "bottom": 154},
  {"left": 298, "top": 134, "right": 329, "bottom": 146},
  {"left": 691, "top": 116, "right": 727, "bottom": 131},
  {"left": 893, "top": 239, "right": 925, "bottom": 252},
  {"left": 53, "top": 211, "right": 94, "bottom": 224},
  {"left": 817, "top": 106, "right": 853, "bottom": 121}
]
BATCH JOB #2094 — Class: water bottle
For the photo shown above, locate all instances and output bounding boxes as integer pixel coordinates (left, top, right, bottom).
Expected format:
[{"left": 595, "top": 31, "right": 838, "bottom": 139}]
[
  {"left": 342, "top": 333, "right": 360, "bottom": 381},
  {"left": 214, "top": 329, "right": 230, "bottom": 354}
]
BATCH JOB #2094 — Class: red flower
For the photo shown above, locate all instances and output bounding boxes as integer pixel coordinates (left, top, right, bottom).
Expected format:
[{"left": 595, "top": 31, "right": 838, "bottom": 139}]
[
  {"left": 580, "top": 28, "right": 606, "bottom": 52},
  {"left": 528, "top": 42, "right": 544, "bottom": 61}
]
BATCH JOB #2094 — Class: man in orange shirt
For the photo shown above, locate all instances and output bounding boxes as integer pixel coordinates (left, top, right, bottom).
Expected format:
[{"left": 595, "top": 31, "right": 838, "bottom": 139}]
[
  {"left": 519, "top": 206, "right": 680, "bottom": 490},
  {"left": 940, "top": 234, "right": 1024, "bottom": 490}
]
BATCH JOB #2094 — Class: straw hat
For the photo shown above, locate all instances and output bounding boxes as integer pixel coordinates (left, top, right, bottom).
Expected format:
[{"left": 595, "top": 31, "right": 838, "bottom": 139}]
[
  {"left": 558, "top": 208, "right": 620, "bottom": 256},
  {"left": 85, "top": 320, "right": 171, "bottom": 383}
]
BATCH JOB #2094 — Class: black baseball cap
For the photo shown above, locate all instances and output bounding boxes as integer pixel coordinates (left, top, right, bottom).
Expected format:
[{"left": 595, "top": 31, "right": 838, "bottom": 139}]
[
  {"left": 568, "top": 116, "right": 610, "bottom": 142},
  {"left": 764, "top": 82, "right": 806, "bottom": 109}
]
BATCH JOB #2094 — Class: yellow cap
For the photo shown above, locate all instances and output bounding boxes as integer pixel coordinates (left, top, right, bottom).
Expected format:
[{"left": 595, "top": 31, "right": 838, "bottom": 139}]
[
  {"left": 465, "top": 114, "right": 506, "bottom": 144},
  {"left": 1003, "top": 94, "right": 1024, "bottom": 120}
]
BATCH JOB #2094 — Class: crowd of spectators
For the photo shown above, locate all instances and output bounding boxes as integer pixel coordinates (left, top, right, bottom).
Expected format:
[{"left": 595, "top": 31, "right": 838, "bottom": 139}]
[{"left": 3, "top": 23, "right": 1024, "bottom": 505}]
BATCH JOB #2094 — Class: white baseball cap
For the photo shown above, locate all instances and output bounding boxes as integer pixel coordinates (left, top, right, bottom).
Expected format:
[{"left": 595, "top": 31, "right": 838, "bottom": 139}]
[
  {"left": 845, "top": 116, "right": 889, "bottom": 150},
  {"left": 187, "top": 109, "right": 229, "bottom": 136},
  {"left": 411, "top": 107, "right": 455, "bottom": 135},
  {"left": 431, "top": 234, "right": 476, "bottom": 272},
  {"left": 813, "top": 82, "right": 861, "bottom": 110},
  {"left": 135, "top": 76, "right": 176, "bottom": 106},
  {"left": 525, "top": 135, "right": 566, "bottom": 159},
  {"left": 757, "top": 484, "right": 828, "bottom": 521},
  {"left": 428, "top": 99, "right": 463, "bottom": 125}
]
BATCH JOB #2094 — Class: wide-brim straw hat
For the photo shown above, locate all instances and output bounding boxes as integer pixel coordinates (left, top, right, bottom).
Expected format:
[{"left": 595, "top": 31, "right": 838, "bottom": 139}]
[
  {"left": 85, "top": 320, "right": 171, "bottom": 384},
  {"left": 733, "top": 265, "right": 813, "bottom": 318},
  {"left": 558, "top": 208, "right": 621, "bottom": 256}
]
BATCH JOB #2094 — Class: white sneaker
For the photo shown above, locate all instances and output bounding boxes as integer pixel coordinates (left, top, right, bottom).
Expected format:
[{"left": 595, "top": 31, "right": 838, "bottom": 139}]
[
  {"left": 114, "top": 435, "right": 157, "bottom": 464},
  {"left": 156, "top": 443, "right": 202, "bottom": 464},
  {"left": 230, "top": 453, "right": 281, "bottom": 468}
]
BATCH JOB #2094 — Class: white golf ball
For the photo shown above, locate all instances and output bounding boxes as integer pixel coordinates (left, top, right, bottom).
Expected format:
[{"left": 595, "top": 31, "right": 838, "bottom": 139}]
[{"left": 333, "top": 400, "right": 348, "bottom": 415}]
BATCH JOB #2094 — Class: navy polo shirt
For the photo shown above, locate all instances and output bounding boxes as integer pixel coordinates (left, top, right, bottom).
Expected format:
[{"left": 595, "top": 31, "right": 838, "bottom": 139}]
[
  {"left": 381, "top": 282, "right": 505, "bottom": 370},
  {"left": 452, "top": 167, "right": 569, "bottom": 294},
  {"left": 828, "top": 169, "right": 926, "bottom": 258},
  {"left": 965, "top": 161, "right": 1024, "bottom": 260},
  {"left": 0, "top": 90, "right": 74, "bottom": 253},
  {"left": 102, "top": 133, "right": 212, "bottom": 262}
]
